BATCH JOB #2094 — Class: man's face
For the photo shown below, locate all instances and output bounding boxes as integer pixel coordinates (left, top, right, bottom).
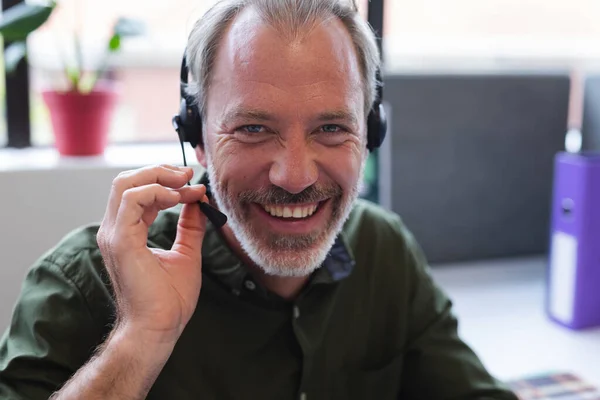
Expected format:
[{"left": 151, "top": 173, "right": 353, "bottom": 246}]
[{"left": 197, "top": 8, "right": 368, "bottom": 277}]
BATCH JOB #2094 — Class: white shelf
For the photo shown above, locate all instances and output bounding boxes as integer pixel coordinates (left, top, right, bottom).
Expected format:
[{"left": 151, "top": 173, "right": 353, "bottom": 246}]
[{"left": 0, "top": 142, "right": 200, "bottom": 172}]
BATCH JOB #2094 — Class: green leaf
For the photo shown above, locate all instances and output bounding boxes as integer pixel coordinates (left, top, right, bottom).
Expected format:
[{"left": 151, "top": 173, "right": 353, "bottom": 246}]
[
  {"left": 0, "top": 1, "right": 56, "bottom": 42},
  {"left": 114, "top": 17, "right": 145, "bottom": 37},
  {"left": 66, "top": 65, "right": 80, "bottom": 90},
  {"left": 4, "top": 41, "right": 26, "bottom": 74},
  {"left": 108, "top": 33, "right": 121, "bottom": 52}
]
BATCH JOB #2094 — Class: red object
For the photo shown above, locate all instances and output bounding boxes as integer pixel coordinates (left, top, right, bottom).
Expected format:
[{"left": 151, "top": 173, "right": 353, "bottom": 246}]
[{"left": 42, "top": 86, "right": 118, "bottom": 156}]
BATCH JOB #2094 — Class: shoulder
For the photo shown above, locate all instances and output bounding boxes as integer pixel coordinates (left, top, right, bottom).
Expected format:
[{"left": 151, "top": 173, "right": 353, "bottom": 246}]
[
  {"left": 342, "top": 199, "right": 427, "bottom": 280},
  {"left": 345, "top": 199, "right": 402, "bottom": 228},
  {"left": 25, "top": 210, "right": 181, "bottom": 320},
  {"left": 37, "top": 223, "right": 105, "bottom": 295},
  {"left": 39, "top": 209, "right": 178, "bottom": 282},
  {"left": 343, "top": 199, "right": 414, "bottom": 253}
]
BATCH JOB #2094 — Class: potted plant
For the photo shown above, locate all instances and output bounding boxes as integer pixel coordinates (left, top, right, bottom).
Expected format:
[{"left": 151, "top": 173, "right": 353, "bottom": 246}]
[{"left": 0, "top": 1, "right": 144, "bottom": 156}]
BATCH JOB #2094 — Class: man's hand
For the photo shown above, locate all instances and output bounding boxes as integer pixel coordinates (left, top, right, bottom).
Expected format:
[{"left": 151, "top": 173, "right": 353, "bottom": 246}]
[
  {"left": 96, "top": 164, "right": 208, "bottom": 344},
  {"left": 51, "top": 165, "right": 209, "bottom": 400}
]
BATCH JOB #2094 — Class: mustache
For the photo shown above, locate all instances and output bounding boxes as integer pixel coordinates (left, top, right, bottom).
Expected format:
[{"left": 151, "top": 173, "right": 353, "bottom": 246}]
[{"left": 237, "top": 184, "right": 343, "bottom": 205}]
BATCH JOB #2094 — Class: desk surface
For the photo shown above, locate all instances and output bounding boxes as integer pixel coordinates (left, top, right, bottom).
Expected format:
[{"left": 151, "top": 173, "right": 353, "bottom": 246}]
[{"left": 430, "top": 256, "right": 600, "bottom": 387}]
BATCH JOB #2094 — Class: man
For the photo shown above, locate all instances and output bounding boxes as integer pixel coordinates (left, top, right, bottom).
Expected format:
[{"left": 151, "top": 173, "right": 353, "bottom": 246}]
[{"left": 0, "top": 0, "right": 518, "bottom": 399}]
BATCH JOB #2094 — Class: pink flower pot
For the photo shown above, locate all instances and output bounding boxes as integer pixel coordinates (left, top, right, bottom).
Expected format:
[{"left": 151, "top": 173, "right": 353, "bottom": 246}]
[{"left": 42, "top": 86, "right": 118, "bottom": 156}]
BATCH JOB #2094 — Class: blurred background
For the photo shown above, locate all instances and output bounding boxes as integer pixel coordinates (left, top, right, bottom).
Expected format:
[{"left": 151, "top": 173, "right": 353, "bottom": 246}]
[
  {"left": 0, "top": 0, "right": 597, "bottom": 146},
  {"left": 1, "top": 0, "right": 600, "bottom": 395}
]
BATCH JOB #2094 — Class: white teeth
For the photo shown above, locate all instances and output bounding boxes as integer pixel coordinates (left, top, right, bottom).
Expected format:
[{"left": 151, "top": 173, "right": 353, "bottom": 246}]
[{"left": 263, "top": 203, "right": 320, "bottom": 219}]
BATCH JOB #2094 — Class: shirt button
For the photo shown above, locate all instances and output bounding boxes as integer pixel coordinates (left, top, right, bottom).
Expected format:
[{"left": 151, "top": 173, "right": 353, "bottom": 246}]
[
  {"left": 293, "top": 306, "right": 300, "bottom": 319},
  {"left": 299, "top": 392, "right": 307, "bottom": 400},
  {"left": 244, "top": 280, "right": 256, "bottom": 291}
]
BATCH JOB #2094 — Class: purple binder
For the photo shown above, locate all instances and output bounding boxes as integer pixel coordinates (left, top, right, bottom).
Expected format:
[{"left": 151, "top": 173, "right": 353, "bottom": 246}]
[{"left": 547, "top": 151, "right": 600, "bottom": 330}]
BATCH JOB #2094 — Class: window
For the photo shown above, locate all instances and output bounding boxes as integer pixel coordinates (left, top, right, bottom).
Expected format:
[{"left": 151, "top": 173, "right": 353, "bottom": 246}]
[
  {"left": 26, "top": 0, "right": 221, "bottom": 146},
  {"left": 23, "top": 0, "right": 370, "bottom": 147},
  {"left": 0, "top": 0, "right": 368, "bottom": 148},
  {"left": 3, "top": 0, "right": 596, "bottom": 148},
  {"left": 383, "top": 0, "right": 600, "bottom": 71}
]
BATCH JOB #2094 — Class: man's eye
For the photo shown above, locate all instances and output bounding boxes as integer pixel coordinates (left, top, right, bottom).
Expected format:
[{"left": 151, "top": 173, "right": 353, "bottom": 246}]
[
  {"left": 321, "top": 125, "right": 342, "bottom": 133},
  {"left": 316, "top": 125, "right": 351, "bottom": 146},
  {"left": 239, "top": 125, "right": 264, "bottom": 134},
  {"left": 233, "top": 125, "right": 271, "bottom": 144}
]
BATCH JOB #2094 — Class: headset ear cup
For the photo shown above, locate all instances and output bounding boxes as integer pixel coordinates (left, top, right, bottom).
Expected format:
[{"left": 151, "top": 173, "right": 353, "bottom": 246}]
[
  {"left": 176, "top": 50, "right": 203, "bottom": 149},
  {"left": 367, "top": 102, "right": 387, "bottom": 151},
  {"left": 178, "top": 97, "right": 202, "bottom": 148},
  {"left": 366, "top": 103, "right": 388, "bottom": 151},
  {"left": 177, "top": 99, "right": 191, "bottom": 144}
]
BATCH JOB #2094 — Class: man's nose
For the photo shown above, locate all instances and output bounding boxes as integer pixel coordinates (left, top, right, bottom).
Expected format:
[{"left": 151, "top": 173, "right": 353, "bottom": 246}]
[{"left": 269, "top": 136, "right": 318, "bottom": 194}]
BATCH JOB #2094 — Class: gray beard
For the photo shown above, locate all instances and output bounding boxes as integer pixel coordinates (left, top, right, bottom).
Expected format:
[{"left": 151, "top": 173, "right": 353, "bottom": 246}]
[{"left": 205, "top": 159, "right": 365, "bottom": 277}]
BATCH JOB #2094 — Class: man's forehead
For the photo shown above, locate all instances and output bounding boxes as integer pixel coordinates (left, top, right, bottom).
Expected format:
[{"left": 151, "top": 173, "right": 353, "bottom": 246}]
[{"left": 215, "top": 6, "right": 362, "bottom": 85}]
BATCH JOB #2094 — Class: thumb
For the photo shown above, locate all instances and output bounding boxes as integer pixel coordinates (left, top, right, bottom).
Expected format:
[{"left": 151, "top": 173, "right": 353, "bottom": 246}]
[{"left": 172, "top": 196, "right": 208, "bottom": 258}]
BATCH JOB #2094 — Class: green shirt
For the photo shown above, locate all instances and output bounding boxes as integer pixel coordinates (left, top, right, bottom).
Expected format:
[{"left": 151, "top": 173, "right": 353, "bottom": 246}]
[{"left": 0, "top": 199, "right": 517, "bottom": 400}]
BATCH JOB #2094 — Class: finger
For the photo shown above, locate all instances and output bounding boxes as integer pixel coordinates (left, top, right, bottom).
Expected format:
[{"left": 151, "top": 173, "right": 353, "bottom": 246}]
[
  {"left": 159, "top": 164, "right": 192, "bottom": 172},
  {"left": 106, "top": 165, "right": 194, "bottom": 223},
  {"left": 172, "top": 199, "right": 207, "bottom": 259},
  {"left": 175, "top": 184, "right": 207, "bottom": 204},
  {"left": 116, "top": 165, "right": 194, "bottom": 194},
  {"left": 116, "top": 184, "right": 182, "bottom": 230},
  {"left": 139, "top": 186, "right": 206, "bottom": 227},
  {"left": 156, "top": 164, "right": 196, "bottom": 182}
]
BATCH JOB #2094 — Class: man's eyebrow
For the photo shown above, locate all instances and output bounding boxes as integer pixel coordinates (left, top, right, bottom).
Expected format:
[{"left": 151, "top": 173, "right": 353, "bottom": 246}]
[
  {"left": 222, "top": 107, "right": 275, "bottom": 122},
  {"left": 316, "top": 110, "right": 359, "bottom": 126},
  {"left": 221, "top": 107, "right": 359, "bottom": 126}
]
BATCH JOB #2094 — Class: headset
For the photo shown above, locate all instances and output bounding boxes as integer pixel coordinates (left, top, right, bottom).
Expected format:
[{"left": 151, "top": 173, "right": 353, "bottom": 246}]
[
  {"left": 171, "top": 50, "right": 229, "bottom": 228},
  {"left": 172, "top": 50, "right": 387, "bottom": 152}
]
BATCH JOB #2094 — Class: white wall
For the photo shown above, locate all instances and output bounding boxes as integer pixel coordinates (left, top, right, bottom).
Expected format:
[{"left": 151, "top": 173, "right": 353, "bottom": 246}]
[{"left": 0, "top": 144, "right": 201, "bottom": 333}]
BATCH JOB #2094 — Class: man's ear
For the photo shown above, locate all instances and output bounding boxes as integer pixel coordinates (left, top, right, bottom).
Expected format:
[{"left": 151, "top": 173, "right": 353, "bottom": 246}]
[{"left": 195, "top": 145, "right": 208, "bottom": 168}]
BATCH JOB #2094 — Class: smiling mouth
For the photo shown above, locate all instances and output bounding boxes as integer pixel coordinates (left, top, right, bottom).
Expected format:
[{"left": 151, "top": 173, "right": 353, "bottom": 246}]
[{"left": 260, "top": 202, "right": 324, "bottom": 219}]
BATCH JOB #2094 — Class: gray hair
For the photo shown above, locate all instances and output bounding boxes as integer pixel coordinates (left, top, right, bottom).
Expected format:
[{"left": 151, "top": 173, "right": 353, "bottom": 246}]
[{"left": 185, "top": 0, "right": 381, "bottom": 129}]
